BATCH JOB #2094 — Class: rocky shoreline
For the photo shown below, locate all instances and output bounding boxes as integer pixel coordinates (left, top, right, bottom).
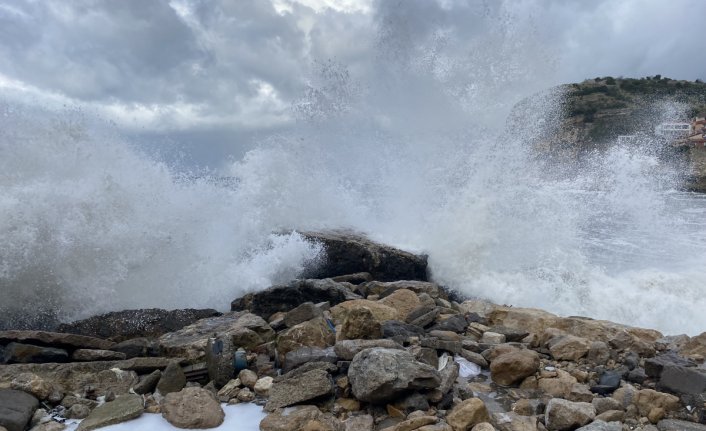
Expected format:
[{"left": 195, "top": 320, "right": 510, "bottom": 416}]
[{"left": 2, "top": 231, "right": 706, "bottom": 431}]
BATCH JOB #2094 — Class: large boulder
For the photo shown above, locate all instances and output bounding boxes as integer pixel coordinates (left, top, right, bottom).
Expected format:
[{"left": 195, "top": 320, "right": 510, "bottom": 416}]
[
  {"left": 231, "top": 279, "right": 360, "bottom": 319},
  {"left": 159, "top": 311, "right": 274, "bottom": 361},
  {"left": 57, "top": 308, "right": 220, "bottom": 342},
  {"left": 2, "top": 343, "right": 68, "bottom": 364},
  {"left": 490, "top": 350, "right": 540, "bottom": 386},
  {"left": 162, "top": 387, "right": 224, "bottom": 429},
  {"left": 265, "top": 369, "right": 334, "bottom": 411},
  {"left": 658, "top": 365, "right": 706, "bottom": 395},
  {"left": 348, "top": 348, "right": 440, "bottom": 403},
  {"left": 656, "top": 419, "right": 706, "bottom": 430},
  {"left": 544, "top": 399, "right": 596, "bottom": 431},
  {"left": 76, "top": 394, "right": 143, "bottom": 431},
  {"left": 299, "top": 231, "right": 428, "bottom": 281},
  {"left": 0, "top": 389, "right": 39, "bottom": 431}
]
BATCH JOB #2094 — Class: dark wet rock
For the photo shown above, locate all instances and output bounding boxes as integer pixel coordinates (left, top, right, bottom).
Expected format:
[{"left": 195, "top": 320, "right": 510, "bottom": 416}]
[
  {"left": 0, "top": 330, "right": 114, "bottom": 350},
  {"left": 331, "top": 272, "right": 373, "bottom": 284},
  {"left": 110, "top": 338, "right": 160, "bottom": 359},
  {"left": 299, "top": 230, "right": 428, "bottom": 281},
  {"left": 393, "top": 392, "right": 430, "bottom": 415},
  {"left": 405, "top": 305, "right": 440, "bottom": 328},
  {"left": 0, "top": 389, "right": 39, "bottom": 431},
  {"left": 658, "top": 365, "right": 706, "bottom": 395},
  {"left": 334, "top": 339, "right": 403, "bottom": 361},
  {"left": 381, "top": 320, "right": 426, "bottom": 343},
  {"left": 489, "top": 326, "right": 530, "bottom": 343},
  {"left": 283, "top": 302, "right": 323, "bottom": 328},
  {"left": 2, "top": 343, "right": 68, "bottom": 364},
  {"left": 420, "top": 337, "right": 462, "bottom": 354},
  {"left": 231, "top": 279, "right": 360, "bottom": 320},
  {"left": 57, "top": 309, "right": 221, "bottom": 342},
  {"left": 627, "top": 367, "right": 648, "bottom": 384},
  {"left": 265, "top": 368, "right": 334, "bottom": 411},
  {"left": 645, "top": 351, "right": 696, "bottom": 379},
  {"left": 412, "top": 346, "right": 439, "bottom": 368},
  {"left": 283, "top": 346, "right": 337, "bottom": 372},
  {"left": 71, "top": 349, "right": 126, "bottom": 361},
  {"left": 156, "top": 361, "right": 186, "bottom": 395},
  {"left": 590, "top": 370, "right": 623, "bottom": 395},
  {"left": 429, "top": 315, "right": 468, "bottom": 333},
  {"left": 348, "top": 348, "right": 440, "bottom": 403},
  {"left": 657, "top": 419, "right": 706, "bottom": 430},
  {"left": 133, "top": 370, "right": 161, "bottom": 395},
  {"left": 76, "top": 394, "right": 143, "bottom": 431}
]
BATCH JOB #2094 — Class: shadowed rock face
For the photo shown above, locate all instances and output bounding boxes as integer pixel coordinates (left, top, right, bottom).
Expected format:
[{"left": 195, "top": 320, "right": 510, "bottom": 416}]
[
  {"left": 57, "top": 308, "right": 221, "bottom": 342},
  {"left": 299, "top": 231, "right": 428, "bottom": 282}
]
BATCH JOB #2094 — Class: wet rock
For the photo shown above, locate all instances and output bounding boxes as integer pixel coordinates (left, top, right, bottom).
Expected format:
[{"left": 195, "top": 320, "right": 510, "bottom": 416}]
[
  {"left": 590, "top": 370, "right": 622, "bottom": 395},
  {"left": 265, "top": 369, "right": 334, "bottom": 411},
  {"left": 656, "top": 419, "right": 706, "bottom": 430},
  {"left": 447, "top": 398, "right": 490, "bottom": 431},
  {"left": 284, "top": 302, "right": 324, "bottom": 328},
  {"left": 334, "top": 339, "right": 403, "bottom": 360},
  {"left": 162, "top": 387, "right": 225, "bottom": 429},
  {"left": 10, "top": 373, "right": 54, "bottom": 400},
  {"left": 544, "top": 399, "right": 595, "bottom": 431},
  {"left": 133, "top": 369, "right": 161, "bottom": 395},
  {"left": 378, "top": 289, "right": 421, "bottom": 321},
  {"left": 57, "top": 309, "right": 220, "bottom": 342},
  {"left": 627, "top": 367, "right": 647, "bottom": 384},
  {"left": 341, "top": 307, "right": 382, "bottom": 340},
  {"left": 0, "top": 330, "right": 114, "bottom": 350},
  {"left": 109, "top": 338, "right": 160, "bottom": 358},
  {"left": 430, "top": 315, "right": 469, "bottom": 333},
  {"left": 76, "top": 394, "right": 143, "bottom": 431},
  {"left": 490, "top": 350, "right": 540, "bottom": 386},
  {"left": 381, "top": 321, "right": 426, "bottom": 342},
  {"left": 406, "top": 306, "right": 441, "bottom": 328},
  {"left": 348, "top": 348, "right": 440, "bottom": 404},
  {"left": 3, "top": 343, "right": 68, "bottom": 364},
  {"left": 156, "top": 361, "right": 186, "bottom": 395},
  {"left": 159, "top": 311, "right": 274, "bottom": 361},
  {"left": 284, "top": 346, "right": 338, "bottom": 372},
  {"left": 71, "top": 349, "right": 126, "bottom": 361},
  {"left": 0, "top": 389, "right": 39, "bottom": 431},
  {"left": 658, "top": 365, "right": 706, "bottom": 395},
  {"left": 232, "top": 278, "right": 360, "bottom": 320},
  {"left": 331, "top": 272, "right": 373, "bottom": 284},
  {"left": 299, "top": 231, "right": 428, "bottom": 282},
  {"left": 277, "top": 317, "right": 336, "bottom": 368}
]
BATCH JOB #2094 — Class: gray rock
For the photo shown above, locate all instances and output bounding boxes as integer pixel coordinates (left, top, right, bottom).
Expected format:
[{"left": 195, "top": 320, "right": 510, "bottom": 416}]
[
  {"left": 231, "top": 278, "right": 361, "bottom": 320},
  {"left": 657, "top": 419, "right": 706, "bottom": 430},
  {"left": 133, "top": 370, "right": 161, "bottom": 395},
  {"left": 576, "top": 421, "right": 622, "bottom": 431},
  {"left": 284, "top": 302, "right": 323, "bottom": 328},
  {"left": 645, "top": 352, "right": 695, "bottom": 378},
  {"left": 66, "top": 404, "right": 90, "bottom": 420},
  {"left": 348, "top": 348, "right": 440, "bottom": 404},
  {"left": 283, "top": 346, "right": 338, "bottom": 372},
  {"left": 76, "top": 394, "right": 143, "bottom": 431},
  {"left": 381, "top": 320, "right": 426, "bottom": 342},
  {"left": 429, "top": 315, "right": 468, "bottom": 333},
  {"left": 3, "top": 343, "right": 68, "bottom": 364},
  {"left": 545, "top": 398, "right": 596, "bottom": 431},
  {"left": 265, "top": 368, "right": 334, "bottom": 411},
  {"left": 71, "top": 349, "right": 126, "bottom": 362},
  {"left": 334, "top": 339, "right": 403, "bottom": 361},
  {"left": 161, "top": 387, "right": 224, "bottom": 429},
  {"left": 0, "top": 389, "right": 39, "bottom": 431},
  {"left": 0, "top": 330, "right": 114, "bottom": 350},
  {"left": 658, "top": 365, "right": 706, "bottom": 395},
  {"left": 587, "top": 341, "right": 611, "bottom": 365},
  {"left": 156, "top": 361, "right": 186, "bottom": 395}
]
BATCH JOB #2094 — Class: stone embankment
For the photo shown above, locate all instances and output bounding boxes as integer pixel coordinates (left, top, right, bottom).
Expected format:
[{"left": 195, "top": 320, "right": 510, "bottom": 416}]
[{"left": 2, "top": 231, "right": 706, "bottom": 431}]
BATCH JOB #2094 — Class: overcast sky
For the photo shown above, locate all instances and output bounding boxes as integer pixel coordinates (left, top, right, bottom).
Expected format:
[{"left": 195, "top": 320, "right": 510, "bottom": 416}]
[{"left": 1, "top": 0, "right": 704, "bottom": 167}]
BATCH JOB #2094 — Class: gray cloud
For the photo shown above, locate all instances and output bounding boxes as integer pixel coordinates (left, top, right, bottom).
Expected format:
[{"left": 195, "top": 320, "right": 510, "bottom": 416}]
[{"left": 0, "top": 0, "right": 704, "bottom": 166}]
